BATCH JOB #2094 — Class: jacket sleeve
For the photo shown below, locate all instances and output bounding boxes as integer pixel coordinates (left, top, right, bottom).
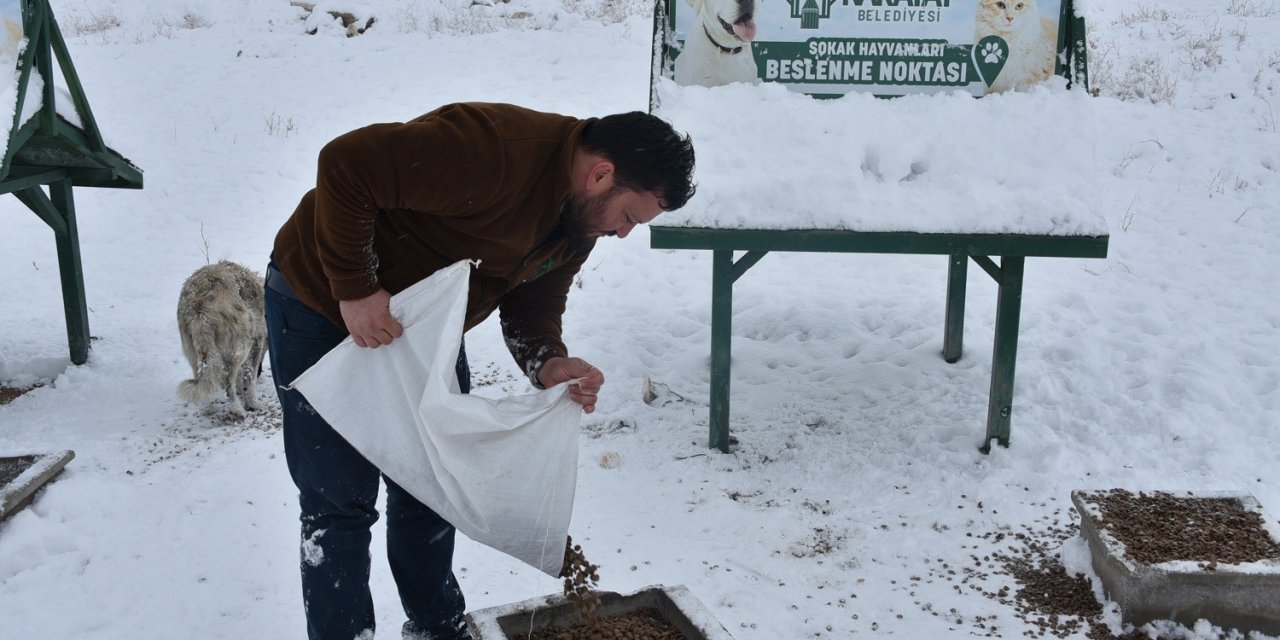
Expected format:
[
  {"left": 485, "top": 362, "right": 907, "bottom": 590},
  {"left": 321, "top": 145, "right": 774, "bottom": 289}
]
[
  {"left": 498, "top": 251, "right": 591, "bottom": 388},
  {"left": 312, "top": 110, "right": 506, "bottom": 302}
]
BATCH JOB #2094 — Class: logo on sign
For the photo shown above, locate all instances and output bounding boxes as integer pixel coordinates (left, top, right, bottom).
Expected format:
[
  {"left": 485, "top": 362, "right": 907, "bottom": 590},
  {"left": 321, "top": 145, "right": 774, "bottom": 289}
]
[
  {"left": 971, "top": 35, "right": 1008, "bottom": 86},
  {"left": 788, "top": 0, "right": 954, "bottom": 29},
  {"left": 788, "top": 0, "right": 839, "bottom": 29}
]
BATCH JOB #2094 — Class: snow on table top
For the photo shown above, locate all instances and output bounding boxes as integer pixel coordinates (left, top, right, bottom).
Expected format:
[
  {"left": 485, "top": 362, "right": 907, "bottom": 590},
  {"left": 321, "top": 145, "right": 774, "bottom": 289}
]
[
  {"left": 652, "top": 79, "right": 1108, "bottom": 237},
  {"left": 1, "top": 5, "right": 88, "bottom": 165}
]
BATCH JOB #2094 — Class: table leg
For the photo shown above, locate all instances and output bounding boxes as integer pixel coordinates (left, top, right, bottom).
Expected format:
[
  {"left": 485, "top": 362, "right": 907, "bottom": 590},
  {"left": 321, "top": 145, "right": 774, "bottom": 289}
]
[
  {"left": 51, "top": 180, "right": 90, "bottom": 365},
  {"left": 14, "top": 181, "right": 90, "bottom": 365},
  {"left": 943, "top": 252, "right": 967, "bottom": 363},
  {"left": 710, "top": 250, "right": 734, "bottom": 453},
  {"left": 982, "top": 256, "right": 1024, "bottom": 453}
]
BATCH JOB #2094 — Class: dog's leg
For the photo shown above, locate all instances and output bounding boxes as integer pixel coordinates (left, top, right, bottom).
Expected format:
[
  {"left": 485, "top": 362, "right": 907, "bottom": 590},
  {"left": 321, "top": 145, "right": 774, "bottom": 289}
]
[
  {"left": 241, "top": 347, "right": 263, "bottom": 412},
  {"left": 224, "top": 353, "right": 246, "bottom": 420},
  {"left": 244, "top": 334, "right": 267, "bottom": 412},
  {"left": 241, "top": 375, "right": 261, "bottom": 411}
]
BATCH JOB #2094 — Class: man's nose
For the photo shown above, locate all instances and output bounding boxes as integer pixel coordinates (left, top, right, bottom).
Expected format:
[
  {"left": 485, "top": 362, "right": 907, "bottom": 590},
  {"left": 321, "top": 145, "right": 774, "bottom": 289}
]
[{"left": 615, "top": 222, "right": 636, "bottom": 239}]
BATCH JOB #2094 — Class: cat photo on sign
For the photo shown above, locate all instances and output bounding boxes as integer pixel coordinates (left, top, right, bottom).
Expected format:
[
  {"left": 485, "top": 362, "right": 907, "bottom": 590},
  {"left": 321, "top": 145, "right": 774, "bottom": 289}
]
[{"left": 974, "top": 0, "right": 1057, "bottom": 94}]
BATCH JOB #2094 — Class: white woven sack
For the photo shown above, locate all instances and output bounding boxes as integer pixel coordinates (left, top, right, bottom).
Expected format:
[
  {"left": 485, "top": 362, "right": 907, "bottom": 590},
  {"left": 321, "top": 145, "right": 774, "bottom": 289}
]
[{"left": 291, "top": 260, "right": 580, "bottom": 576}]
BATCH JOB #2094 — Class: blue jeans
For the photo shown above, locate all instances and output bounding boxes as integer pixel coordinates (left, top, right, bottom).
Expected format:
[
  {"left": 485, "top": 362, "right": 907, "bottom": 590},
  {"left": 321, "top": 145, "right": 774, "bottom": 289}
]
[{"left": 264, "top": 281, "right": 470, "bottom": 640}]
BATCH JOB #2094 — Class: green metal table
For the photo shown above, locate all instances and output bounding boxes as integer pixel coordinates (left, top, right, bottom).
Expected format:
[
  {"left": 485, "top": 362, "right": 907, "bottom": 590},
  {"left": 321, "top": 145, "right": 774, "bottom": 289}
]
[{"left": 649, "top": 227, "right": 1109, "bottom": 453}]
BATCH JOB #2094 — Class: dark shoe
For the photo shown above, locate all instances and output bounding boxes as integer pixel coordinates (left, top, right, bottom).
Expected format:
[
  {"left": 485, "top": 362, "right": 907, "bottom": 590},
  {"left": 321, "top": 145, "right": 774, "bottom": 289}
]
[{"left": 401, "top": 619, "right": 471, "bottom": 640}]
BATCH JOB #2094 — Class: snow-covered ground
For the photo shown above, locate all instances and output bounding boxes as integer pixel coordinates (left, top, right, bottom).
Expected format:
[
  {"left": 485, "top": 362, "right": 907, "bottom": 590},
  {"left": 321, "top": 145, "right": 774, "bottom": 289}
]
[{"left": 1, "top": 0, "right": 1278, "bottom": 638}]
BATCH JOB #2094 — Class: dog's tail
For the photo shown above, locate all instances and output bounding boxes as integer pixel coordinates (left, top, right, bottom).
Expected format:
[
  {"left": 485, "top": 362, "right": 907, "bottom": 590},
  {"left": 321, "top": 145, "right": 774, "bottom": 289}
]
[{"left": 178, "top": 349, "right": 225, "bottom": 406}]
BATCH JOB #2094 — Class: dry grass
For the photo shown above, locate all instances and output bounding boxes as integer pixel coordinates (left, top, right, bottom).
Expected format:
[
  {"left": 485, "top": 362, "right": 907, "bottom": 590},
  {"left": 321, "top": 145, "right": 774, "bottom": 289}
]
[
  {"left": 1183, "top": 22, "right": 1225, "bottom": 71},
  {"left": 1227, "top": 0, "right": 1280, "bottom": 17},
  {"left": 64, "top": 10, "right": 122, "bottom": 36},
  {"left": 1090, "top": 51, "right": 1179, "bottom": 104},
  {"left": 265, "top": 111, "right": 298, "bottom": 137},
  {"left": 1114, "top": 4, "right": 1178, "bottom": 27}
]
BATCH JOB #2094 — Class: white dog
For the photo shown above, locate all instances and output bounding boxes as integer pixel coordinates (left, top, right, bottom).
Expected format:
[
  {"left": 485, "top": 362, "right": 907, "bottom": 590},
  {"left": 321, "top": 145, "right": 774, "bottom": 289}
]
[
  {"left": 177, "top": 261, "right": 267, "bottom": 420},
  {"left": 675, "top": 0, "right": 758, "bottom": 87}
]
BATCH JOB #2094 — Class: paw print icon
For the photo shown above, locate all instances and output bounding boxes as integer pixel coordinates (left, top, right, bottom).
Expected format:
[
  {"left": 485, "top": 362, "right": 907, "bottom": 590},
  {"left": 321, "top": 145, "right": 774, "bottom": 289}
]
[{"left": 981, "top": 41, "right": 1003, "bottom": 64}]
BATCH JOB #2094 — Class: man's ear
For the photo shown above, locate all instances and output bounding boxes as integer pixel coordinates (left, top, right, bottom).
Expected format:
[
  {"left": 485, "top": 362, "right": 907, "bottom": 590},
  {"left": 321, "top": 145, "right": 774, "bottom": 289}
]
[{"left": 585, "top": 160, "right": 615, "bottom": 196}]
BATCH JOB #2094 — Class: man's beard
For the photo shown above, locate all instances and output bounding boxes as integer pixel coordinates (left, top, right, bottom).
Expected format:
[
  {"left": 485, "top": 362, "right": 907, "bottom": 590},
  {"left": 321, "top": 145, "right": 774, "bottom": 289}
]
[{"left": 562, "top": 187, "right": 617, "bottom": 253}]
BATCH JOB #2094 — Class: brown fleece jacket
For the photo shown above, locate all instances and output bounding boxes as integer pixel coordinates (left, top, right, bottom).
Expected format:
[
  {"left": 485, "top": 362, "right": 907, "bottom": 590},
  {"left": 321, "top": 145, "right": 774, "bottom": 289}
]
[{"left": 272, "top": 102, "right": 597, "bottom": 383}]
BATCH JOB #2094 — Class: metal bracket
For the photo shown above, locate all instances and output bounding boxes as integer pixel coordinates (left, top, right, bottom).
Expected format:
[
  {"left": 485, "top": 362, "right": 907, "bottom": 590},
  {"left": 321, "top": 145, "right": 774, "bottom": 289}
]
[
  {"left": 732, "top": 250, "right": 768, "bottom": 282},
  {"left": 13, "top": 185, "right": 67, "bottom": 236},
  {"left": 972, "top": 255, "right": 1002, "bottom": 283}
]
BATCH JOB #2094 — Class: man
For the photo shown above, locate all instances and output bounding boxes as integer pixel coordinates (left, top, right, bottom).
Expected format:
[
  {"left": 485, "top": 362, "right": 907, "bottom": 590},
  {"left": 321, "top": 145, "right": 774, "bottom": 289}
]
[{"left": 263, "top": 102, "right": 696, "bottom": 640}]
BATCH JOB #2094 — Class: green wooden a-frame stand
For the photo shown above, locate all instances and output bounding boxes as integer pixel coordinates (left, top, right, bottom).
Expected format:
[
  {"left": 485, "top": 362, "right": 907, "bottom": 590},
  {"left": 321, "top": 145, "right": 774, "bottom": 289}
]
[{"left": 0, "top": 0, "right": 143, "bottom": 365}]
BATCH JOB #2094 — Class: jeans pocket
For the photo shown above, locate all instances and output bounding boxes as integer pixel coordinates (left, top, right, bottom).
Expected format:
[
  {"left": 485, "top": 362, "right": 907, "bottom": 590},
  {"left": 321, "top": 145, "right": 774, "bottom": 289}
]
[
  {"left": 280, "top": 325, "right": 345, "bottom": 343},
  {"left": 278, "top": 299, "right": 347, "bottom": 344},
  {"left": 267, "top": 293, "right": 347, "bottom": 386}
]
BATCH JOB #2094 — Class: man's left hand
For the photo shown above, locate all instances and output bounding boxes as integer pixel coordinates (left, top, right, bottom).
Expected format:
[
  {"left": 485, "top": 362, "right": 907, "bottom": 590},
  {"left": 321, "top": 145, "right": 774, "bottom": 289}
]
[{"left": 537, "top": 356, "right": 604, "bottom": 414}]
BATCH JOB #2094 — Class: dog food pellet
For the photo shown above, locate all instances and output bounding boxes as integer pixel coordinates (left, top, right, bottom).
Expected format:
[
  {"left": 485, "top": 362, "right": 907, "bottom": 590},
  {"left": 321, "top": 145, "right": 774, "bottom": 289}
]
[
  {"left": 559, "top": 535, "right": 603, "bottom": 625},
  {"left": 526, "top": 608, "right": 688, "bottom": 640},
  {"left": 540, "top": 538, "right": 688, "bottom": 639}
]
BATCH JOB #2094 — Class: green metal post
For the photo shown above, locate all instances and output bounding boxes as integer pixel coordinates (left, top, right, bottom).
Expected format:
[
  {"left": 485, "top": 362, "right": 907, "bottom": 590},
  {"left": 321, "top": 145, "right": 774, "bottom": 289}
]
[
  {"left": 35, "top": 5, "right": 56, "bottom": 137},
  {"left": 709, "top": 250, "right": 734, "bottom": 452},
  {"left": 943, "top": 252, "right": 967, "bottom": 363},
  {"left": 50, "top": 179, "right": 89, "bottom": 364},
  {"left": 982, "top": 256, "right": 1024, "bottom": 452},
  {"left": 1070, "top": 9, "right": 1090, "bottom": 91},
  {"left": 648, "top": 0, "right": 664, "bottom": 113}
]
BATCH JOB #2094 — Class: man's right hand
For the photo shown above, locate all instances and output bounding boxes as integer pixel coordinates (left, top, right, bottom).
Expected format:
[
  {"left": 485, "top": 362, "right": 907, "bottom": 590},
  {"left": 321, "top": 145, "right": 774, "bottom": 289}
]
[{"left": 339, "top": 289, "right": 403, "bottom": 348}]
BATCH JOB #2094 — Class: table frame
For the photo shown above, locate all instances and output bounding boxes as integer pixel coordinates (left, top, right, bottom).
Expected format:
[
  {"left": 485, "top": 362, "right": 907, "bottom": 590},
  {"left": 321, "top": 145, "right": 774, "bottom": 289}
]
[{"left": 650, "top": 227, "right": 1109, "bottom": 453}]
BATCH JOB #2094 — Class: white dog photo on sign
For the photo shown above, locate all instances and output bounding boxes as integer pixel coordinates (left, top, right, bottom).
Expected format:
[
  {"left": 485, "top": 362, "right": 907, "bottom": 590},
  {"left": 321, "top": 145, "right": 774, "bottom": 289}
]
[
  {"left": 176, "top": 260, "right": 267, "bottom": 420},
  {"left": 675, "top": 0, "right": 759, "bottom": 87}
]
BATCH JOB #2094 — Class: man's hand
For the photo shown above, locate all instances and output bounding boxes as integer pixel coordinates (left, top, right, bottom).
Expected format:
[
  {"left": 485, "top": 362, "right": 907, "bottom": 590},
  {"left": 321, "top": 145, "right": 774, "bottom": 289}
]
[
  {"left": 537, "top": 356, "right": 605, "bottom": 414},
  {"left": 339, "top": 289, "right": 403, "bottom": 348}
]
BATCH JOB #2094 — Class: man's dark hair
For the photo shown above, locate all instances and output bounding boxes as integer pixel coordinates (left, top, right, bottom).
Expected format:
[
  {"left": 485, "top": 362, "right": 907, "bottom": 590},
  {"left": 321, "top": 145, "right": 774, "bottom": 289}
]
[{"left": 579, "top": 112, "right": 696, "bottom": 211}]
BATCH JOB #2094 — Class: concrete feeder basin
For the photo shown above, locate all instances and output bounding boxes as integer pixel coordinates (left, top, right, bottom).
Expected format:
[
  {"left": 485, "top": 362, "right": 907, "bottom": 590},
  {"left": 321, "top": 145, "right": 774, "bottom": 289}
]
[
  {"left": 465, "top": 584, "right": 735, "bottom": 639},
  {"left": 0, "top": 450, "right": 75, "bottom": 522},
  {"left": 1072, "top": 490, "right": 1280, "bottom": 636}
]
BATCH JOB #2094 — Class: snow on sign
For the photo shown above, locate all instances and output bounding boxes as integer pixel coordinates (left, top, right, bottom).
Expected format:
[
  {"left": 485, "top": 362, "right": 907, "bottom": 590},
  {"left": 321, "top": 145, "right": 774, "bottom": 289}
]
[{"left": 652, "top": 0, "right": 1087, "bottom": 99}]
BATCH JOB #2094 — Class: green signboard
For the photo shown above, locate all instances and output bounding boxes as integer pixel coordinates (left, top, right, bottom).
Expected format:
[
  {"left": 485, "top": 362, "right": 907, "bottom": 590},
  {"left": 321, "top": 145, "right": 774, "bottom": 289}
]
[{"left": 651, "top": 0, "right": 1087, "bottom": 101}]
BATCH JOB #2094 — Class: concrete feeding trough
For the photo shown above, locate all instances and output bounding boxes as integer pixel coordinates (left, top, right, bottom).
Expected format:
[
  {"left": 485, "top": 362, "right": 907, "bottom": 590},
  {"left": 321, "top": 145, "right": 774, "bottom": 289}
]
[
  {"left": 1072, "top": 489, "right": 1280, "bottom": 636},
  {"left": 465, "top": 584, "right": 735, "bottom": 639},
  {"left": 0, "top": 450, "right": 75, "bottom": 522}
]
